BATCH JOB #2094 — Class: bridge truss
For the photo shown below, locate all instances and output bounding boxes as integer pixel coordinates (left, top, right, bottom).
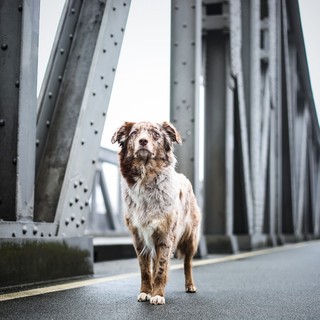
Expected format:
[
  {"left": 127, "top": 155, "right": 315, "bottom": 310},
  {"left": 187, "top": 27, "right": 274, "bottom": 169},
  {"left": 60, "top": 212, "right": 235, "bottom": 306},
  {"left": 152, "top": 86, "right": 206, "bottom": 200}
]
[{"left": 0, "top": 0, "right": 319, "bottom": 286}]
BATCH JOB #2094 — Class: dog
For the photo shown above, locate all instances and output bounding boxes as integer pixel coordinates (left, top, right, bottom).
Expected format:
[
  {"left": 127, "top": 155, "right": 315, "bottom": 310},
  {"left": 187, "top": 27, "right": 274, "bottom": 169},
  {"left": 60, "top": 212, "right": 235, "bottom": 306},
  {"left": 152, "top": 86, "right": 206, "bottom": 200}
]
[{"left": 111, "top": 121, "right": 201, "bottom": 305}]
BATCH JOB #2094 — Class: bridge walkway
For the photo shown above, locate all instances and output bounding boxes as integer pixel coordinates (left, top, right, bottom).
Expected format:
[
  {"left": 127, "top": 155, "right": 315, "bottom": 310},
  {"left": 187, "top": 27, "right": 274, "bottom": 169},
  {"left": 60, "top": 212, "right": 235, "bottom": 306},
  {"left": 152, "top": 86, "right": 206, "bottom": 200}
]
[{"left": 1, "top": 241, "right": 319, "bottom": 320}]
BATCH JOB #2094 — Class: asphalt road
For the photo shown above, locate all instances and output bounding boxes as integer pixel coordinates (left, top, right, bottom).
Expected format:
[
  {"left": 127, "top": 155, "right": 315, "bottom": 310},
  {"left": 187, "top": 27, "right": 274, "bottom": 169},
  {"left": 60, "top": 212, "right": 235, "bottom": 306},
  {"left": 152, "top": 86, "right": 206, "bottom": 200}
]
[{"left": 1, "top": 241, "right": 320, "bottom": 320}]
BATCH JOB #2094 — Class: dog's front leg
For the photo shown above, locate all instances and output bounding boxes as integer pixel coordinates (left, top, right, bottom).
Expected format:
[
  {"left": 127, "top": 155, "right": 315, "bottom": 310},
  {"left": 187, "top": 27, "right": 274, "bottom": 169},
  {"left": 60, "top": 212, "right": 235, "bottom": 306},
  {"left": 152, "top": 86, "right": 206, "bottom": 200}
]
[
  {"left": 132, "top": 236, "right": 153, "bottom": 302},
  {"left": 150, "top": 241, "right": 171, "bottom": 305}
]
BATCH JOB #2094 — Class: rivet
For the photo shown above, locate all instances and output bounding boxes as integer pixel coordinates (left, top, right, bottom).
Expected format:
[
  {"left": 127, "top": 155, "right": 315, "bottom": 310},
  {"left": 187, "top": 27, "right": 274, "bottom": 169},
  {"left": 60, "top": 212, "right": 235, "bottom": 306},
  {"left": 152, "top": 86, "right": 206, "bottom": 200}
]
[
  {"left": 71, "top": 8, "right": 75, "bottom": 14},
  {"left": 15, "top": 80, "right": 20, "bottom": 88},
  {"left": 81, "top": 140, "right": 85, "bottom": 145},
  {"left": 74, "top": 182, "right": 78, "bottom": 188},
  {"left": 80, "top": 205, "right": 83, "bottom": 210},
  {"left": 103, "top": 49, "right": 106, "bottom": 53},
  {"left": 110, "top": 34, "right": 114, "bottom": 38},
  {"left": 174, "top": 43, "right": 178, "bottom": 47},
  {"left": 174, "top": 80, "right": 178, "bottom": 85},
  {"left": 191, "top": 80, "right": 195, "bottom": 84},
  {"left": 113, "top": 7, "right": 116, "bottom": 11},
  {"left": 84, "top": 187, "right": 88, "bottom": 193},
  {"left": 12, "top": 158, "right": 17, "bottom": 165},
  {"left": 101, "top": 75, "right": 104, "bottom": 80},
  {"left": 174, "top": 6, "right": 179, "bottom": 10},
  {"left": 102, "top": 112, "right": 106, "bottom": 117},
  {"left": 69, "top": 200, "right": 73, "bottom": 207},
  {"left": 79, "top": 180, "right": 83, "bottom": 186},
  {"left": 94, "top": 130, "right": 98, "bottom": 134},
  {"left": 75, "top": 196, "right": 79, "bottom": 203},
  {"left": 182, "top": 100, "right": 186, "bottom": 104},
  {"left": 41, "top": 233, "right": 44, "bottom": 237},
  {"left": 48, "top": 233, "right": 52, "bottom": 237},
  {"left": 0, "top": 119, "right": 5, "bottom": 127},
  {"left": 121, "top": 28, "right": 125, "bottom": 32},
  {"left": 81, "top": 217, "right": 86, "bottom": 224},
  {"left": 58, "top": 75, "right": 62, "bottom": 81},
  {"left": 48, "top": 92, "right": 53, "bottom": 98},
  {"left": 172, "top": 118, "right": 178, "bottom": 123},
  {"left": 33, "top": 226, "right": 38, "bottom": 235},
  {"left": 92, "top": 160, "right": 96, "bottom": 164},
  {"left": 186, "top": 129, "right": 192, "bottom": 136},
  {"left": 114, "top": 42, "right": 118, "bottom": 46},
  {"left": 76, "top": 222, "right": 80, "bottom": 228},
  {"left": 182, "top": 61, "right": 187, "bottom": 65},
  {"left": 65, "top": 218, "right": 70, "bottom": 226},
  {"left": 105, "top": 84, "right": 108, "bottom": 89},
  {"left": 18, "top": 4, "right": 23, "bottom": 12},
  {"left": 92, "top": 92, "right": 96, "bottom": 96},
  {"left": 183, "top": 24, "right": 187, "bottom": 28},
  {"left": 36, "top": 140, "right": 40, "bottom": 147},
  {"left": 90, "top": 121, "right": 94, "bottom": 126},
  {"left": 85, "top": 201, "right": 89, "bottom": 206},
  {"left": 71, "top": 214, "right": 76, "bottom": 221},
  {"left": 191, "top": 42, "right": 195, "bottom": 46},
  {"left": 60, "top": 48, "right": 64, "bottom": 54},
  {"left": 190, "top": 157, "right": 194, "bottom": 162},
  {"left": 1, "top": 43, "right": 8, "bottom": 50},
  {"left": 69, "top": 34, "right": 73, "bottom": 39},
  {"left": 22, "top": 225, "right": 27, "bottom": 235},
  {"left": 123, "top": 2, "right": 127, "bottom": 6},
  {"left": 12, "top": 233, "right": 16, "bottom": 238},
  {"left": 46, "top": 120, "right": 50, "bottom": 127}
]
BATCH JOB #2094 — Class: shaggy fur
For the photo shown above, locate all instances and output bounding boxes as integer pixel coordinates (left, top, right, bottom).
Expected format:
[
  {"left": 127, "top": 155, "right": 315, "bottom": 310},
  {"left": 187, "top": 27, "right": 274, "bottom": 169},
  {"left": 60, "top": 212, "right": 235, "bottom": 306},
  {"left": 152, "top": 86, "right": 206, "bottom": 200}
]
[{"left": 112, "top": 121, "right": 201, "bottom": 305}]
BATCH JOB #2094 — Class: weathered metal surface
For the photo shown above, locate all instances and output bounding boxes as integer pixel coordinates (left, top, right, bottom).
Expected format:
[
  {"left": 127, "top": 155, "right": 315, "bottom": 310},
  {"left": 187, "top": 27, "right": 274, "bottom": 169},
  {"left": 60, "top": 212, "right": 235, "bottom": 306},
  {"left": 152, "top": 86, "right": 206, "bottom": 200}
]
[
  {"left": 56, "top": 0, "right": 131, "bottom": 236},
  {"left": 0, "top": 0, "right": 39, "bottom": 222}
]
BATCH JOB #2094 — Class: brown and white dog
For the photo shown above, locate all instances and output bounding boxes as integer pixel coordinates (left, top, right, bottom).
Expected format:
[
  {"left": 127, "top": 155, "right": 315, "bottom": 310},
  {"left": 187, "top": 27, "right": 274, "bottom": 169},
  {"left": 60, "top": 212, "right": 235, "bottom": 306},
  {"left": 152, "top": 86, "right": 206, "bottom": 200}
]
[{"left": 111, "top": 121, "right": 201, "bottom": 305}]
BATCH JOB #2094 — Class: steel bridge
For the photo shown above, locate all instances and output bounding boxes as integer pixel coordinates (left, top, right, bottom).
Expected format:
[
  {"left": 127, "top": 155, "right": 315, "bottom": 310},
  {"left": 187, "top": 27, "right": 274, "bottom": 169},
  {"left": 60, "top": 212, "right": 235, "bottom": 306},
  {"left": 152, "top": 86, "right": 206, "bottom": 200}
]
[{"left": 0, "top": 0, "right": 320, "bottom": 304}]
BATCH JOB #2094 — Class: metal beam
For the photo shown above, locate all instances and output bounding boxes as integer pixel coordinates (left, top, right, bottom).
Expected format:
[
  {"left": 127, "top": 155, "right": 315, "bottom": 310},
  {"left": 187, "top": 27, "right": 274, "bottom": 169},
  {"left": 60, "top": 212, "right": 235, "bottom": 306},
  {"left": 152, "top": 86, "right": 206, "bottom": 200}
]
[
  {"left": 0, "top": 0, "right": 39, "bottom": 221},
  {"left": 56, "top": 0, "right": 131, "bottom": 236}
]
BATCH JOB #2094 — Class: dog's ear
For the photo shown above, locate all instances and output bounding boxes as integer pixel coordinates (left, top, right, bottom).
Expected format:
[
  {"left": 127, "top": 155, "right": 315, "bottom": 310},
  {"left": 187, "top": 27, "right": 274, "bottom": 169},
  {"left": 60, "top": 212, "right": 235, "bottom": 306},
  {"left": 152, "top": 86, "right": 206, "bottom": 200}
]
[
  {"left": 161, "top": 121, "right": 182, "bottom": 145},
  {"left": 111, "top": 122, "right": 135, "bottom": 145}
]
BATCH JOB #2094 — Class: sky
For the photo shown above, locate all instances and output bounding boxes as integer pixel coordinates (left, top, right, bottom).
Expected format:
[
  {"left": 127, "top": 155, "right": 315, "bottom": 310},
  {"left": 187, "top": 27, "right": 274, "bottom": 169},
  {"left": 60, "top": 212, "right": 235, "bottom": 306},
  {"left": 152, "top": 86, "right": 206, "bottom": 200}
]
[{"left": 38, "top": 0, "right": 320, "bottom": 150}]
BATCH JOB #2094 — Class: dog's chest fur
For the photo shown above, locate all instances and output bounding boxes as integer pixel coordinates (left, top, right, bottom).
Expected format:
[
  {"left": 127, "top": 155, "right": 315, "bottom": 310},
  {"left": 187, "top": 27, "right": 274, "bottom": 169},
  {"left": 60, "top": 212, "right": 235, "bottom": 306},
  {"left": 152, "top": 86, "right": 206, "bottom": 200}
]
[{"left": 123, "top": 165, "right": 187, "bottom": 254}]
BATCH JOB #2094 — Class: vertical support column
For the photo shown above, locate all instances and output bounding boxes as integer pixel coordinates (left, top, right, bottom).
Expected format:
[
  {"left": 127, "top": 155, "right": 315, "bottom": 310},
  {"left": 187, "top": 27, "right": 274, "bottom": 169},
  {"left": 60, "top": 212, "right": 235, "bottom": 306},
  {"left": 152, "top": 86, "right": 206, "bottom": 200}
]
[
  {"left": 281, "top": 0, "right": 296, "bottom": 238},
  {"left": 203, "top": 1, "right": 238, "bottom": 253},
  {"left": 249, "top": 0, "right": 262, "bottom": 235},
  {"left": 0, "top": 0, "right": 39, "bottom": 221},
  {"left": 170, "top": 0, "right": 207, "bottom": 256},
  {"left": 266, "top": 0, "right": 278, "bottom": 246},
  {"left": 170, "top": 0, "right": 201, "bottom": 189}
]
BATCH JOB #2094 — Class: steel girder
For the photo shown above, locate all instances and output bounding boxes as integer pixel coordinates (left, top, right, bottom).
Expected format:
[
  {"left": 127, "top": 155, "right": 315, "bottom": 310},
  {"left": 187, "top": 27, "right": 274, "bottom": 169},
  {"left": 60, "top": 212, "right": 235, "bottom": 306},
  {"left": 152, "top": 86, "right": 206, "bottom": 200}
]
[
  {"left": 0, "top": 0, "right": 39, "bottom": 222},
  {"left": 0, "top": 0, "right": 131, "bottom": 241},
  {"left": 171, "top": 0, "right": 320, "bottom": 252}
]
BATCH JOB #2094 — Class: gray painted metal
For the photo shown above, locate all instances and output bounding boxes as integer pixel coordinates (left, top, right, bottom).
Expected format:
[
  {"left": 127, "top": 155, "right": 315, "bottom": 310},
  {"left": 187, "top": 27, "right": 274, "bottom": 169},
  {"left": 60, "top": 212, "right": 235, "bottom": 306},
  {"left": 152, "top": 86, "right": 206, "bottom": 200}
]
[
  {"left": 56, "top": 0, "right": 131, "bottom": 236},
  {"left": 36, "top": 0, "right": 82, "bottom": 168},
  {"left": 35, "top": 0, "right": 108, "bottom": 223},
  {"left": 170, "top": 0, "right": 201, "bottom": 191},
  {"left": 0, "top": 0, "right": 39, "bottom": 221}
]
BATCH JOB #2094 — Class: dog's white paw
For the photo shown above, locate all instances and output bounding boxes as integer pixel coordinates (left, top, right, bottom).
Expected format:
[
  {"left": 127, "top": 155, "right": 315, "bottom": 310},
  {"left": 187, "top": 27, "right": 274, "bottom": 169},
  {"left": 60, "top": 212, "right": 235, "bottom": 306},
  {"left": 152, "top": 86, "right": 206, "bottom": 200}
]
[
  {"left": 186, "top": 285, "right": 197, "bottom": 293},
  {"left": 150, "top": 295, "right": 165, "bottom": 305},
  {"left": 137, "top": 292, "right": 151, "bottom": 302}
]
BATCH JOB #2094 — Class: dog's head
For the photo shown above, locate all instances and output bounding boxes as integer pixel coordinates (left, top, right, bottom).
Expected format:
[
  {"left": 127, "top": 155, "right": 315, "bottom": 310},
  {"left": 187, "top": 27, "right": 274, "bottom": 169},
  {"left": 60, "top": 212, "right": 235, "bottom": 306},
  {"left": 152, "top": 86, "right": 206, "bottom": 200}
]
[{"left": 111, "top": 121, "right": 182, "bottom": 162}]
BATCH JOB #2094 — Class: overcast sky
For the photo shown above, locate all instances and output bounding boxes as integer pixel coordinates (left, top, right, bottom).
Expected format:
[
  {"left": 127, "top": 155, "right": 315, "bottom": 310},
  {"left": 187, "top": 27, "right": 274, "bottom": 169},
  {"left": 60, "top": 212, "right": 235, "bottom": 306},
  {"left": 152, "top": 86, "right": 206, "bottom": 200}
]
[{"left": 38, "top": 0, "right": 320, "bottom": 149}]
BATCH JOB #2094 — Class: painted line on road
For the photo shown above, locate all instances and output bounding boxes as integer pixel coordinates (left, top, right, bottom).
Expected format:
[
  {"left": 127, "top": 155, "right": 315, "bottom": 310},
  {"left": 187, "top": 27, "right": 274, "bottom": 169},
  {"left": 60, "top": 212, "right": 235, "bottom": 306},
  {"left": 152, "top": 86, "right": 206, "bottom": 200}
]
[{"left": 0, "top": 241, "right": 316, "bottom": 302}]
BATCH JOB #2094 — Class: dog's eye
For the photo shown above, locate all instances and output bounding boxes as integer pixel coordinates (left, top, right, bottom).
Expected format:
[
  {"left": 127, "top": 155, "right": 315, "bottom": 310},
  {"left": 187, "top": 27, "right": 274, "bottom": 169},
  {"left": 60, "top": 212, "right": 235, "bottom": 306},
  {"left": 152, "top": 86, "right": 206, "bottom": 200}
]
[
  {"left": 130, "top": 130, "right": 138, "bottom": 136},
  {"left": 153, "top": 131, "right": 160, "bottom": 140}
]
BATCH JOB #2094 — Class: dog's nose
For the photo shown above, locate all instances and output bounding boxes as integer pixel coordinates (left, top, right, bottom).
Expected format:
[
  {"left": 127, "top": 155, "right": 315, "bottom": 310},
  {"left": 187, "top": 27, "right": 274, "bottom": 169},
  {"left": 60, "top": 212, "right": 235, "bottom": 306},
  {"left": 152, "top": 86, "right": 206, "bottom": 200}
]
[{"left": 139, "top": 139, "right": 148, "bottom": 146}]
